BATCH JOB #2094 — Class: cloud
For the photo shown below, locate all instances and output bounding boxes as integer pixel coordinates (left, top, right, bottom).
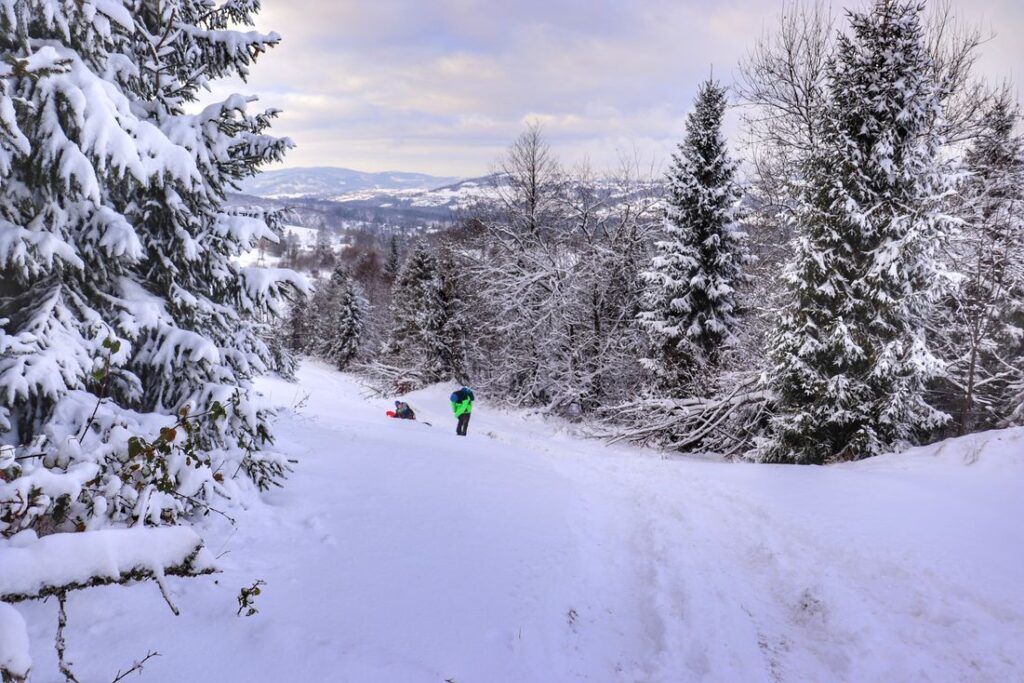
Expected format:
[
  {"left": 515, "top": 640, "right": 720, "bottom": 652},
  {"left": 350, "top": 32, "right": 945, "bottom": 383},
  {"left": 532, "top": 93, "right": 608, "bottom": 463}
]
[{"left": 216, "top": 0, "right": 1024, "bottom": 176}]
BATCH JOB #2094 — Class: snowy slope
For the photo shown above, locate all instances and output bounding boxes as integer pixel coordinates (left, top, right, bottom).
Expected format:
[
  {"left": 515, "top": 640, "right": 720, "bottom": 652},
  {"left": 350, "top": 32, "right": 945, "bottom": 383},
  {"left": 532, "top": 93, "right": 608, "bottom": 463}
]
[{"left": 18, "top": 362, "right": 1023, "bottom": 682}]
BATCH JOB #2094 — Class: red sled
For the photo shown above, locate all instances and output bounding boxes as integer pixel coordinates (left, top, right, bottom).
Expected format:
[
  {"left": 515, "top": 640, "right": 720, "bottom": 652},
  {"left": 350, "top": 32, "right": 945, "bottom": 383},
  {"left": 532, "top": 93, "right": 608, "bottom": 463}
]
[{"left": 385, "top": 410, "right": 396, "bottom": 417}]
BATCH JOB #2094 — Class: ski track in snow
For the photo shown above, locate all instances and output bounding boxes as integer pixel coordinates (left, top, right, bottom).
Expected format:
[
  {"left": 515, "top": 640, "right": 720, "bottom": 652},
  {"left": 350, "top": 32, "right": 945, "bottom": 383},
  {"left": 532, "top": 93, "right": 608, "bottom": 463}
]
[{"left": 19, "top": 361, "right": 1024, "bottom": 682}]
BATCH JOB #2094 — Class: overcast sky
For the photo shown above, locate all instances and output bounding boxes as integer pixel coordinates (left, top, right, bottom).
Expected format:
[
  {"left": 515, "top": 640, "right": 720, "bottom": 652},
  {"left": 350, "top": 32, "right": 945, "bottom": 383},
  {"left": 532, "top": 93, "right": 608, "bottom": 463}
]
[{"left": 220, "top": 0, "right": 1024, "bottom": 177}]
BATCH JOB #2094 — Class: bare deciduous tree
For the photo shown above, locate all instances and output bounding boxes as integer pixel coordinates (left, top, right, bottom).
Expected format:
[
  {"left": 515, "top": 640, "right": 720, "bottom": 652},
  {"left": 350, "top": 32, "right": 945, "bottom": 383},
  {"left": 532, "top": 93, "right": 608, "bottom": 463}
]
[{"left": 931, "top": 90, "right": 1024, "bottom": 435}]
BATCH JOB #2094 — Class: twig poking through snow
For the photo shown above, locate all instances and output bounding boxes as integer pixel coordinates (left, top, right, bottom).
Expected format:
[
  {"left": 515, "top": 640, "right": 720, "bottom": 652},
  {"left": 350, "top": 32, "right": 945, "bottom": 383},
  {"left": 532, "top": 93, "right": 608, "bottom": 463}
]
[{"left": 109, "top": 651, "right": 160, "bottom": 683}]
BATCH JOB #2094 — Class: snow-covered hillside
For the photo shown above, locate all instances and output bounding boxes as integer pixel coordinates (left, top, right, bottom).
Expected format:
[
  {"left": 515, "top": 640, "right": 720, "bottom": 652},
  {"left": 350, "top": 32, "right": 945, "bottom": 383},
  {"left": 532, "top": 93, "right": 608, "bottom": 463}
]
[
  {"left": 237, "top": 225, "right": 324, "bottom": 268},
  {"left": 18, "top": 362, "right": 1023, "bottom": 682},
  {"left": 328, "top": 177, "right": 500, "bottom": 211},
  {"left": 237, "top": 167, "right": 461, "bottom": 199},
  {"left": 326, "top": 175, "right": 666, "bottom": 214}
]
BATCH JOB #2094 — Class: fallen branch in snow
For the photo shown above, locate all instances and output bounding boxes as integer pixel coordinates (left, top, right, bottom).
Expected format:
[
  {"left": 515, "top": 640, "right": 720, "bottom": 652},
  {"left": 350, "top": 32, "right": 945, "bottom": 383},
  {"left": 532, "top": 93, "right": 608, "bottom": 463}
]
[
  {"left": 597, "top": 373, "right": 772, "bottom": 456},
  {"left": 358, "top": 361, "right": 429, "bottom": 395},
  {"left": 236, "top": 579, "right": 266, "bottom": 616},
  {"left": 289, "top": 390, "right": 311, "bottom": 412}
]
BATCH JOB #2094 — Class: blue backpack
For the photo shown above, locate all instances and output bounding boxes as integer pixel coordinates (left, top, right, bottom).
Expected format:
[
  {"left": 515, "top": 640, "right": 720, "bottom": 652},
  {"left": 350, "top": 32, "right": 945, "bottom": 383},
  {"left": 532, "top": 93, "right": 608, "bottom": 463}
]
[{"left": 451, "top": 387, "right": 474, "bottom": 403}]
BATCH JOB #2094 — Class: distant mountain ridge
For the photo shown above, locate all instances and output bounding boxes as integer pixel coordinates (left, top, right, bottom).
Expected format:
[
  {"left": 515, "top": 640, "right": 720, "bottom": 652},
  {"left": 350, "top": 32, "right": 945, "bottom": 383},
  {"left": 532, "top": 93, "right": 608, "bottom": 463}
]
[
  {"left": 239, "top": 166, "right": 463, "bottom": 199},
  {"left": 229, "top": 171, "right": 666, "bottom": 235}
]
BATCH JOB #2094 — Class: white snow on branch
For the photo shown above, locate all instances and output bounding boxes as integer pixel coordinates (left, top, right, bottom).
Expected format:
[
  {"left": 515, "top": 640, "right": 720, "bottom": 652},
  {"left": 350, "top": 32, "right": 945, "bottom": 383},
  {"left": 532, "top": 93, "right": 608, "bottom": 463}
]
[{"left": 0, "top": 527, "right": 214, "bottom": 602}]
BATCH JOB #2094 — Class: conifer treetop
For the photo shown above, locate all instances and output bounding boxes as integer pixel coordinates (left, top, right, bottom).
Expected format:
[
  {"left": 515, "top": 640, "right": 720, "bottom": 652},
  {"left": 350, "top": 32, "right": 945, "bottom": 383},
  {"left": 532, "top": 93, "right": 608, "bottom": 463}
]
[{"left": 639, "top": 77, "right": 748, "bottom": 395}]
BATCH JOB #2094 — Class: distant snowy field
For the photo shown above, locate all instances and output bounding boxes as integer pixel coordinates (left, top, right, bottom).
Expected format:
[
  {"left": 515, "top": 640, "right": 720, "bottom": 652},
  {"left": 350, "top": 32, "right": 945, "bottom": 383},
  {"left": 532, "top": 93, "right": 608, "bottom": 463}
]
[
  {"left": 237, "top": 225, "right": 320, "bottom": 268},
  {"left": 19, "top": 362, "right": 1023, "bottom": 682}
]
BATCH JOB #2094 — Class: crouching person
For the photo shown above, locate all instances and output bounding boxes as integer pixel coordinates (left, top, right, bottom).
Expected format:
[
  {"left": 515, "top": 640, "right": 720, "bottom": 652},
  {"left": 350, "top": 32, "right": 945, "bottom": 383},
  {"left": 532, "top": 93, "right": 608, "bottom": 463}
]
[{"left": 392, "top": 400, "right": 416, "bottom": 420}]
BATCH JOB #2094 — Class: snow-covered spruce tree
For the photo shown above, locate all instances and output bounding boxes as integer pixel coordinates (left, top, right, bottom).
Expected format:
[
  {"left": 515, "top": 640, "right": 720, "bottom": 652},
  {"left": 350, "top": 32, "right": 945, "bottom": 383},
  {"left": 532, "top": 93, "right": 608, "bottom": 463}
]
[
  {"left": 307, "top": 278, "right": 334, "bottom": 346},
  {"left": 334, "top": 234, "right": 390, "bottom": 366},
  {"left": 764, "top": 0, "right": 954, "bottom": 464},
  {"left": 315, "top": 266, "right": 368, "bottom": 371},
  {"left": 0, "top": 0, "right": 301, "bottom": 531},
  {"left": 260, "top": 310, "right": 300, "bottom": 381},
  {"left": 436, "top": 245, "right": 470, "bottom": 384},
  {"left": 932, "top": 93, "right": 1024, "bottom": 433},
  {"left": 639, "top": 78, "right": 748, "bottom": 396},
  {"left": 383, "top": 235, "right": 402, "bottom": 284},
  {"left": 382, "top": 243, "right": 440, "bottom": 383},
  {"left": 382, "top": 242, "right": 465, "bottom": 386},
  {"left": 283, "top": 296, "right": 309, "bottom": 352},
  {"left": 313, "top": 226, "right": 336, "bottom": 270}
]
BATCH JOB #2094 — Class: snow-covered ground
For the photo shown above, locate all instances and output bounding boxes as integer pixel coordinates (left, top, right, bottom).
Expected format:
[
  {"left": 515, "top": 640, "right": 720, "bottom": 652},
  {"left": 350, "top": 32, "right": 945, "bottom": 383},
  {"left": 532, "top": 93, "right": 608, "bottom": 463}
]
[
  {"left": 18, "top": 362, "right": 1024, "bottom": 682},
  {"left": 237, "top": 225, "right": 323, "bottom": 267}
]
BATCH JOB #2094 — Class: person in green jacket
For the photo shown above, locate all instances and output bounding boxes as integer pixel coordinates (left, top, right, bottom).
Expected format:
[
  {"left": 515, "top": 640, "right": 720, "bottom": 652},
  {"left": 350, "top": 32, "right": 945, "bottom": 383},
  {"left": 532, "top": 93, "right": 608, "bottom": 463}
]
[{"left": 450, "top": 386, "right": 474, "bottom": 436}]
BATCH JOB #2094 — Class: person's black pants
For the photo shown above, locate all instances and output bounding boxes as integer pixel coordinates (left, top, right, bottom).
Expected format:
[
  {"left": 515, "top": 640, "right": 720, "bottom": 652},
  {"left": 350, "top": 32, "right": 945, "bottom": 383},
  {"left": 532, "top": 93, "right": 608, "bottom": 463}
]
[{"left": 456, "top": 413, "right": 471, "bottom": 436}]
